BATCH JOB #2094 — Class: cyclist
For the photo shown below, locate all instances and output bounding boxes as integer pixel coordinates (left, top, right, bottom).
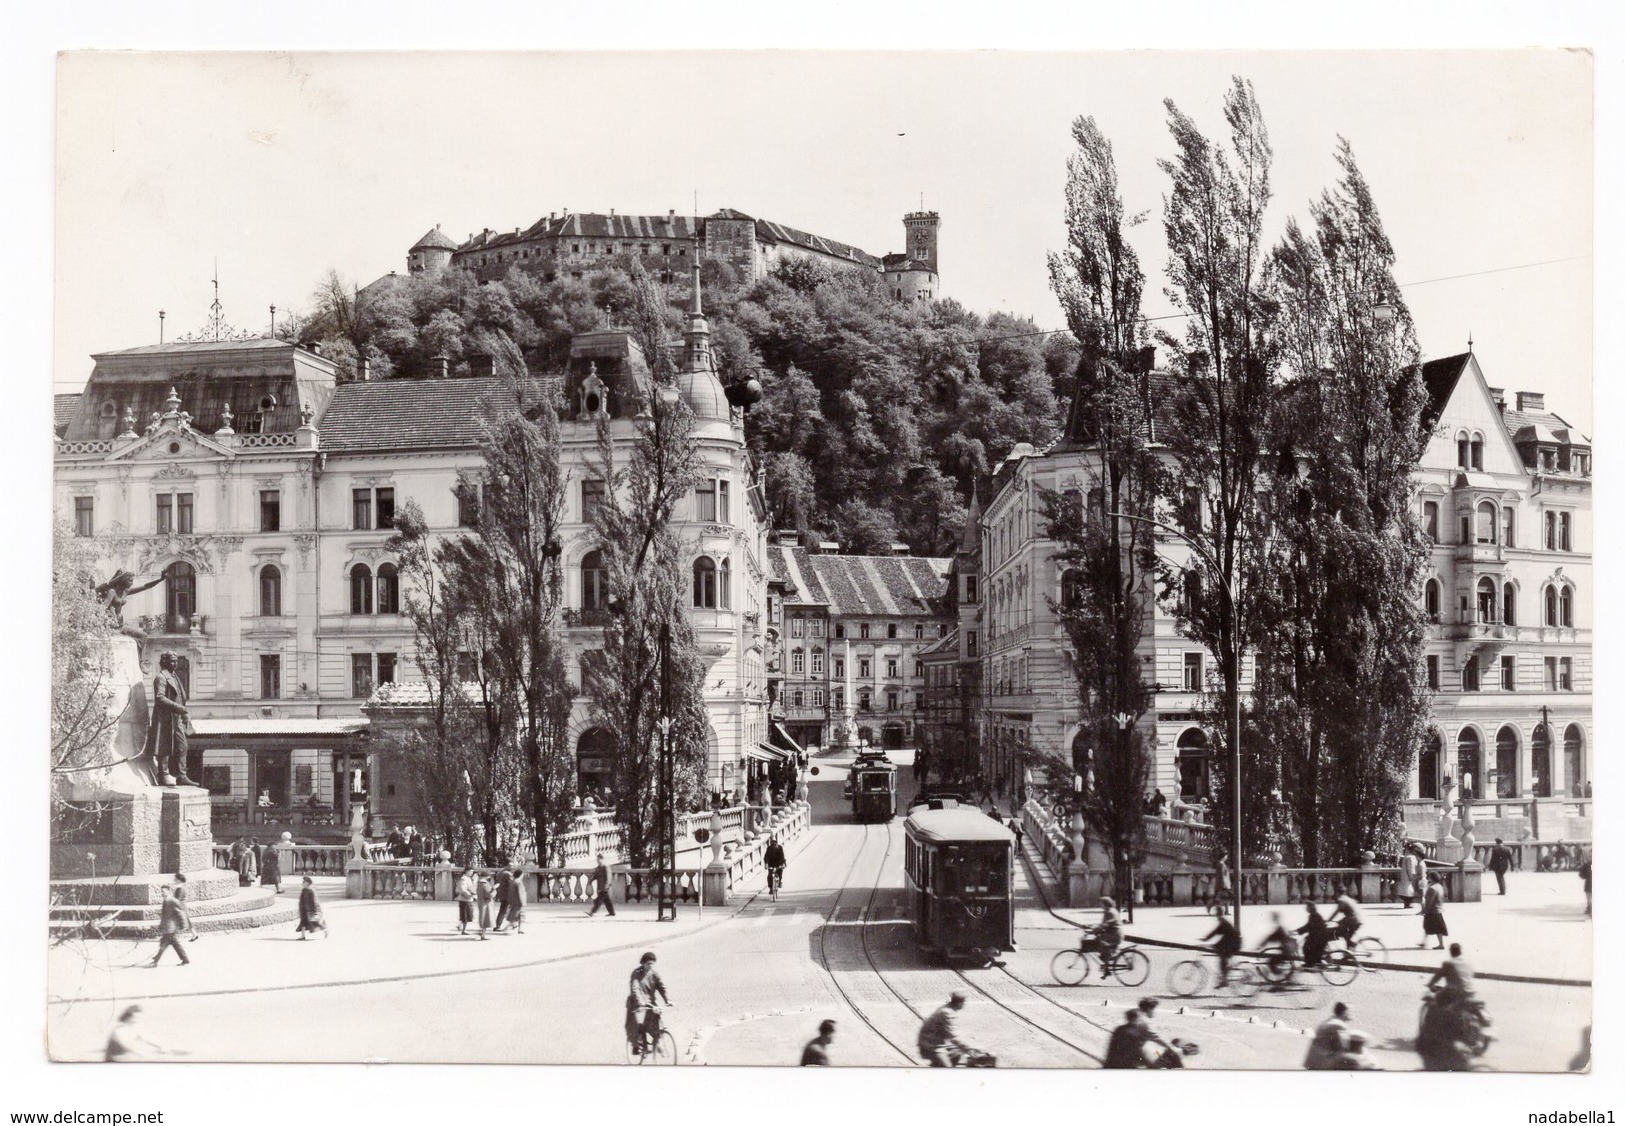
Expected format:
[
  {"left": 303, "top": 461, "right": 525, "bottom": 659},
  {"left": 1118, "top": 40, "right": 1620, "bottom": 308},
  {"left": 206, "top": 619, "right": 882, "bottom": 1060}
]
[
  {"left": 918, "top": 992, "right": 972, "bottom": 1067},
  {"left": 764, "top": 836, "right": 786, "bottom": 899},
  {"left": 1328, "top": 893, "right": 1364, "bottom": 950},
  {"left": 1076, "top": 896, "right": 1124, "bottom": 971},
  {"left": 1426, "top": 943, "right": 1477, "bottom": 1007},
  {"left": 104, "top": 1005, "right": 180, "bottom": 1062},
  {"left": 1260, "top": 911, "right": 1302, "bottom": 980},
  {"left": 1202, "top": 905, "right": 1242, "bottom": 986},
  {"left": 625, "top": 951, "right": 672, "bottom": 1057},
  {"left": 1296, "top": 901, "right": 1331, "bottom": 968}
]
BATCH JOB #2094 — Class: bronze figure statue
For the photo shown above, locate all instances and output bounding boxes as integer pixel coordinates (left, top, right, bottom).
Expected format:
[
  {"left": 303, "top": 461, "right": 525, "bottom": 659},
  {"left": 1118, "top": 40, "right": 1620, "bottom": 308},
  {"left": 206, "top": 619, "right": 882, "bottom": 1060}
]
[
  {"left": 96, "top": 569, "right": 164, "bottom": 635},
  {"left": 141, "top": 651, "right": 195, "bottom": 787}
]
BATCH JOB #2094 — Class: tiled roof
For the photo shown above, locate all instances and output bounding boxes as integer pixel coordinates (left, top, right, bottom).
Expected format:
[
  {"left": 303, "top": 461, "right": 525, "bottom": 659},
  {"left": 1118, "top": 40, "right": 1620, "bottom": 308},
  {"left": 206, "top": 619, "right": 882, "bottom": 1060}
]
[
  {"left": 411, "top": 227, "right": 459, "bottom": 252},
  {"left": 55, "top": 393, "right": 82, "bottom": 434},
  {"left": 917, "top": 629, "right": 959, "bottom": 658},
  {"left": 1057, "top": 369, "right": 1187, "bottom": 450},
  {"left": 770, "top": 546, "right": 949, "bottom": 616},
  {"left": 1503, "top": 407, "right": 1589, "bottom": 446},
  {"left": 1420, "top": 352, "right": 1471, "bottom": 431},
  {"left": 753, "top": 217, "right": 880, "bottom": 268},
  {"left": 93, "top": 337, "right": 293, "bottom": 359},
  {"left": 319, "top": 376, "right": 561, "bottom": 453}
]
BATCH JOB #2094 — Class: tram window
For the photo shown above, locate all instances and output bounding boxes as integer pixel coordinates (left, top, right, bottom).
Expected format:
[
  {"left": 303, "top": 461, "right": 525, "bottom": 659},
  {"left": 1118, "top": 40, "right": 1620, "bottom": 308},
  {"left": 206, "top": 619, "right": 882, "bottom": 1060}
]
[
  {"left": 861, "top": 774, "right": 889, "bottom": 792},
  {"left": 945, "top": 852, "right": 1006, "bottom": 896}
]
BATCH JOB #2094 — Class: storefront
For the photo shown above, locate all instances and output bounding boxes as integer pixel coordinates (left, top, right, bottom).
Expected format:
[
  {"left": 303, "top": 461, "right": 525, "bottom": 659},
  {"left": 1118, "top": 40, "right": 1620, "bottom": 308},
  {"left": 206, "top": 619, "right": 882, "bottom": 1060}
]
[{"left": 187, "top": 717, "right": 369, "bottom": 841}]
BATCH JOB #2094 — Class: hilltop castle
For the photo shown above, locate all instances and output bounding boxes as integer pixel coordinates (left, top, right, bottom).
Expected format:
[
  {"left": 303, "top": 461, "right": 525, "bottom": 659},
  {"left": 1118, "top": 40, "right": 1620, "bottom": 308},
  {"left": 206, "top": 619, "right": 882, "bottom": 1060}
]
[{"left": 403, "top": 207, "right": 941, "bottom": 302}]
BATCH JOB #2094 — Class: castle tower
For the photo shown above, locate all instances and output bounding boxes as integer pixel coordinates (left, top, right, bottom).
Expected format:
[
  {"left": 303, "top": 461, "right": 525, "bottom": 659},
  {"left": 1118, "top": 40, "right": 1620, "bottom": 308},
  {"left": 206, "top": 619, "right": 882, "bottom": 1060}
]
[
  {"left": 407, "top": 225, "right": 458, "bottom": 275},
  {"left": 902, "top": 210, "right": 940, "bottom": 274}
]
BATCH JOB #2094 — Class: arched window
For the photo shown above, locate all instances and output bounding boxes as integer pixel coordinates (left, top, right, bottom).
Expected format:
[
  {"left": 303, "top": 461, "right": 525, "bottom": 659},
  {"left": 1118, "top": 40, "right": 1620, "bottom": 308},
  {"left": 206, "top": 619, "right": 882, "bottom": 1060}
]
[
  {"left": 1545, "top": 585, "right": 1558, "bottom": 626},
  {"left": 350, "top": 564, "right": 373, "bottom": 615},
  {"left": 1060, "top": 568, "right": 1084, "bottom": 611},
  {"left": 1560, "top": 585, "right": 1574, "bottom": 628},
  {"left": 1476, "top": 577, "right": 1497, "bottom": 623},
  {"left": 692, "top": 556, "right": 717, "bottom": 609},
  {"left": 376, "top": 563, "right": 400, "bottom": 615},
  {"left": 1176, "top": 728, "right": 1210, "bottom": 801},
  {"left": 1424, "top": 578, "right": 1441, "bottom": 621},
  {"left": 719, "top": 558, "right": 732, "bottom": 609},
  {"left": 1564, "top": 725, "right": 1585, "bottom": 797},
  {"left": 580, "top": 550, "right": 608, "bottom": 611},
  {"left": 1475, "top": 500, "right": 1497, "bottom": 544},
  {"left": 1502, "top": 582, "right": 1516, "bottom": 627},
  {"left": 258, "top": 565, "right": 282, "bottom": 617},
  {"left": 1495, "top": 725, "right": 1519, "bottom": 799},
  {"left": 1456, "top": 728, "right": 1481, "bottom": 798},
  {"left": 1532, "top": 724, "right": 1551, "bottom": 798},
  {"left": 1470, "top": 433, "right": 1484, "bottom": 471},
  {"left": 1181, "top": 568, "right": 1202, "bottom": 619},
  {"left": 163, "top": 561, "right": 195, "bottom": 633},
  {"left": 1419, "top": 731, "right": 1441, "bottom": 799}
]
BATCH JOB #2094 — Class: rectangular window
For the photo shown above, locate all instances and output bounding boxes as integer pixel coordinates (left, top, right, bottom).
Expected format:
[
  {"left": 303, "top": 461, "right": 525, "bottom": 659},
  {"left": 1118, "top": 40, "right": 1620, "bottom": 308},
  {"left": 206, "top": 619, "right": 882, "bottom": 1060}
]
[
  {"left": 833, "top": 658, "right": 845, "bottom": 678},
  {"left": 966, "top": 632, "right": 977, "bottom": 658},
  {"left": 352, "top": 489, "right": 372, "bottom": 531},
  {"left": 376, "top": 488, "right": 395, "bottom": 530},
  {"left": 1423, "top": 502, "right": 1439, "bottom": 544},
  {"left": 156, "top": 494, "right": 173, "bottom": 534},
  {"left": 887, "top": 623, "right": 898, "bottom": 639},
  {"left": 792, "top": 689, "right": 804, "bottom": 708},
  {"left": 790, "top": 616, "right": 805, "bottom": 638},
  {"left": 832, "top": 688, "right": 844, "bottom": 710},
  {"left": 1545, "top": 657, "right": 1559, "bottom": 692},
  {"left": 457, "top": 484, "right": 480, "bottom": 528},
  {"left": 377, "top": 652, "right": 397, "bottom": 686},
  {"left": 1427, "top": 655, "right": 1440, "bottom": 690},
  {"left": 457, "top": 652, "right": 478, "bottom": 683},
  {"left": 886, "top": 690, "right": 899, "bottom": 711},
  {"left": 1560, "top": 657, "right": 1572, "bottom": 691},
  {"left": 1463, "top": 656, "right": 1479, "bottom": 692},
  {"left": 581, "top": 479, "right": 605, "bottom": 523},
  {"left": 1501, "top": 655, "right": 1516, "bottom": 691},
  {"left": 260, "top": 490, "right": 280, "bottom": 532},
  {"left": 718, "top": 480, "right": 730, "bottom": 524},
  {"left": 1544, "top": 511, "right": 1556, "bottom": 550},
  {"left": 811, "top": 650, "right": 824, "bottom": 675},
  {"left": 810, "top": 619, "right": 825, "bottom": 638},
  {"left": 914, "top": 623, "right": 925, "bottom": 640},
  {"left": 859, "top": 658, "right": 871, "bottom": 678},
  {"left": 1501, "top": 507, "right": 1515, "bottom": 549},
  {"left": 834, "top": 623, "right": 845, "bottom": 639},
  {"left": 791, "top": 650, "right": 805, "bottom": 674},
  {"left": 694, "top": 480, "right": 717, "bottom": 522},
  {"left": 351, "top": 654, "right": 374, "bottom": 699},
  {"left": 74, "top": 496, "right": 94, "bottom": 537},
  {"left": 860, "top": 623, "right": 871, "bottom": 639},
  {"left": 812, "top": 688, "right": 825, "bottom": 707},
  {"left": 886, "top": 658, "right": 899, "bottom": 678},
  {"left": 176, "top": 493, "right": 193, "bottom": 534},
  {"left": 1183, "top": 652, "right": 1203, "bottom": 692},
  {"left": 1559, "top": 512, "right": 1572, "bottom": 552},
  {"left": 259, "top": 654, "right": 281, "bottom": 699},
  {"left": 965, "top": 576, "right": 978, "bottom": 603},
  {"left": 914, "top": 660, "right": 923, "bottom": 678}
]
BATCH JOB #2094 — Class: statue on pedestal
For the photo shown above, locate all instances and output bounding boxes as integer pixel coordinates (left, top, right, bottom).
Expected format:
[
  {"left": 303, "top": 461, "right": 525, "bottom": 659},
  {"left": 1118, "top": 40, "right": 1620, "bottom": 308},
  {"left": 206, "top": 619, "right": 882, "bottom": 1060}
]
[{"left": 140, "top": 652, "right": 196, "bottom": 787}]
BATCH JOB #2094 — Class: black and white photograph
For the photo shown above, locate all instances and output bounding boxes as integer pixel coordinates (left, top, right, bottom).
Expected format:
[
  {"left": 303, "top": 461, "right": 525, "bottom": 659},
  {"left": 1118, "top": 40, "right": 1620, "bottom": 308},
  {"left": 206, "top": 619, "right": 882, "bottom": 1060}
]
[{"left": 13, "top": 10, "right": 1613, "bottom": 1124}]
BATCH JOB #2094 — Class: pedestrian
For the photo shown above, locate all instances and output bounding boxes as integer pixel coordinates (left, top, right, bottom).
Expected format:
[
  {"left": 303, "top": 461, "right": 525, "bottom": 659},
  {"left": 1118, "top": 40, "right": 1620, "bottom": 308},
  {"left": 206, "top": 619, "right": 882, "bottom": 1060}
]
[
  {"left": 473, "top": 870, "right": 494, "bottom": 939},
  {"left": 150, "top": 885, "right": 192, "bottom": 966},
  {"left": 1487, "top": 837, "right": 1512, "bottom": 895},
  {"left": 172, "top": 871, "right": 189, "bottom": 903},
  {"left": 296, "top": 876, "right": 327, "bottom": 938},
  {"left": 492, "top": 865, "right": 513, "bottom": 932},
  {"left": 504, "top": 866, "right": 526, "bottom": 934},
  {"left": 588, "top": 852, "right": 616, "bottom": 917},
  {"left": 801, "top": 1019, "right": 837, "bottom": 1066},
  {"left": 1421, "top": 872, "right": 1448, "bottom": 949},
  {"left": 105, "top": 1005, "right": 179, "bottom": 1062},
  {"left": 387, "top": 825, "right": 406, "bottom": 859},
  {"left": 259, "top": 836, "right": 283, "bottom": 893},
  {"left": 237, "top": 837, "right": 257, "bottom": 888},
  {"left": 1297, "top": 902, "right": 1330, "bottom": 967},
  {"left": 455, "top": 868, "right": 475, "bottom": 935},
  {"left": 1304, "top": 1002, "right": 1351, "bottom": 1069},
  {"left": 1579, "top": 851, "right": 1592, "bottom": 916},
  {"left": 1398, "top": 844, "right": 1425, "bottom": 909},
  {"left": 917, "top": 992, "right": 971, "bottom": 1067},
  {"left": 228, "top": 835, "right": 246, "bottom": 872},
  {"left": 1007, "top": 813, "right": 1024, "bottom": 854}
]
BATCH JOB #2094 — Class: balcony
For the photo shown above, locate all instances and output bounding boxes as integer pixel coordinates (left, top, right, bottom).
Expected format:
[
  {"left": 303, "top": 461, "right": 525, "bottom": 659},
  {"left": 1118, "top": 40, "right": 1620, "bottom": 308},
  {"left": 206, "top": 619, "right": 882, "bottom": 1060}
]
[
  {"left": 140, "top": 613, "right": 209, "bottom": 637},
  {"left": 1443, "top": 611, "right": 1518, "bottom": 645},
  {"left": 1454, "top": 542, "right": 1503, "bottom": 565},
  {"left": 562, "top": 607, "right": 611, "bottom": 630}
]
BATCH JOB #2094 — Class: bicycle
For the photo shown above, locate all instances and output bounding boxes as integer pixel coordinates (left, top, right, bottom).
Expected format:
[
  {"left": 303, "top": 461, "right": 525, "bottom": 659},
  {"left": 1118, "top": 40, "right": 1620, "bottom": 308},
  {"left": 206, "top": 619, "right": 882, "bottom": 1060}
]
[
  {"left": 626, "top": 1005, "right": 677, "bottom": 1065},
  {"left": 767, "top": 865, "right": 784, "bottom": 902},
  {"left": 1050, "top": 942, "right": 1150, "bottom": 987},
  {"left": 1257, "top": 946, "right": 1359, "bottom": 988},
  {"left": 1332, "top": 931, "right": 1388, "bottom": 968},
  {"left": 1166, "top": 954, "right": 1263, "bottom": 999}
]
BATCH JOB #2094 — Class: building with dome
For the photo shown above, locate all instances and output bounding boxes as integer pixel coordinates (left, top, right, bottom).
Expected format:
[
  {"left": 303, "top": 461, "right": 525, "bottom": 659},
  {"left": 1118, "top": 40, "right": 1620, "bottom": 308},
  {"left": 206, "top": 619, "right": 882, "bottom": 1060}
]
[{"left": 53, "top": 269, "right": 774, "bottom": 839}]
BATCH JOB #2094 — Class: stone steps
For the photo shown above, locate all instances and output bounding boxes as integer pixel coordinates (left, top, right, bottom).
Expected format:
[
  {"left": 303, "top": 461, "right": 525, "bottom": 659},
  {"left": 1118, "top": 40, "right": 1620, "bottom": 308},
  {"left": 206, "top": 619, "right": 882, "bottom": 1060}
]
[{"left": 49, "top": 887, "right": 300, "bottom": 938}]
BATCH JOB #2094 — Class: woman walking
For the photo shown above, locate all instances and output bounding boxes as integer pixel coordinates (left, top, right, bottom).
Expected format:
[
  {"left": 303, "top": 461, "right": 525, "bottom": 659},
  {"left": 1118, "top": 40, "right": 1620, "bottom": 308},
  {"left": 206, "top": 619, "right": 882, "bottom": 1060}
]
[
  {"left": 455, "top": 869, "right": 476, "bottom": 935},
  {"left": 475, "top": 870, "right": 494, "bottom": 939},
  {"left": 1398, "top": 845, "right": 1425, "bottom": 909},
  {"left": 1421, "top": 872, "right": 1449, "bottom": 949},
  {"left": 259, "top": 836, "right": 283, "bottom": 894},
  {"left": 504, "top": 867, "right": 526, "bottom": 935},
  {"left": 296, "top": 876, "right": 328, "bottom": 938},
  {"left": 237, "top": 837, "right": 258, "bottom": 888}
]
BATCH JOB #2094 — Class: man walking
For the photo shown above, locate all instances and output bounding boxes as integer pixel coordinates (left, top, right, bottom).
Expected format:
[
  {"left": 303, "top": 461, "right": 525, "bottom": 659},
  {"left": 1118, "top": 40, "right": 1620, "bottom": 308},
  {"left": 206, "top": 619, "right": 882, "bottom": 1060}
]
[
  {"left": 475, "top": 870, "right": 494, "bottom": 939},
  {"left": 492, "top": 865, "right": 512, "bottom": 932},
  {"left": 504, "top": 866, "right": 526, "bottom": 934},
  {"left": 150, "top": 885, "right": 192, "bottom": 966},
  {"left": 801, "top": 1019, "right": 837, "bottom": 1066},
  {"left": 588, "top": 853, "right": 616, "bottom": 917},
  {"left": 1487, "top": 838, "right": 1513, "bottom": 895}
]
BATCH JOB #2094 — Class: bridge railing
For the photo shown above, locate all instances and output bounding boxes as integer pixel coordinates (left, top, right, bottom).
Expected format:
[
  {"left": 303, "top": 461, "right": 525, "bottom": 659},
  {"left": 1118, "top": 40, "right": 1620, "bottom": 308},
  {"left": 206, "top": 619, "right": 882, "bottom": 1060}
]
[{"left": 213, "top": 842, "right": 388, "bottom": 875}]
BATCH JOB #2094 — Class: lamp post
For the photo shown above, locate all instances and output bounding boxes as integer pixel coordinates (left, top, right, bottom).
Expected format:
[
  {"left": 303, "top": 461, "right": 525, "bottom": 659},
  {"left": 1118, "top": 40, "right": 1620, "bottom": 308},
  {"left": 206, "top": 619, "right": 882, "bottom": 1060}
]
[
  {"left": 658, "top": 619, "right": 676, "bottom": 922},
  {"left": 1109, "top": 510, "right": 1244, "bottom": 931},
  {"left": 1112, "top": 710, "right": 1137, "bottom": 923}
]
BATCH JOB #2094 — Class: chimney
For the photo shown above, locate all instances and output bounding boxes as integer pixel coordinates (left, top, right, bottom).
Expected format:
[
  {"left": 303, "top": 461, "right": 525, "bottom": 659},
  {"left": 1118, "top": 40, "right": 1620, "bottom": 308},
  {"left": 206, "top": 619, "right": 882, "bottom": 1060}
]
[
  {"left": 307, "top": 341, "right": 322, "bottom": 357},
  {"left": 1488, "top": 387, "right": 1506, "bottom": 410},
  {"left": 1187, "top": 350, "right": 1209, "bottom": 376},
  {"left": 818, "top": 541, "right": 840, "bottom": 555},
  {"left": 359, "top": 357, "right": 371, "bottom": 382},
  {"left": 777, "top": 529, "right": 800, "bottom": 548},
  {"left": 1516, "top": 391, "right": 1546, "bottom": 412},
  {"left": 610, "top": 208, "right": 615, "bottom": 217},
  {"left": 890, "top": 543, "right": 911, "bottom": 555},
  {"left": 434, "top": 355, "right": 450, "bottom": 380},
  {"left": 469, "top": 354, "right": 495, "bottom": 379}
]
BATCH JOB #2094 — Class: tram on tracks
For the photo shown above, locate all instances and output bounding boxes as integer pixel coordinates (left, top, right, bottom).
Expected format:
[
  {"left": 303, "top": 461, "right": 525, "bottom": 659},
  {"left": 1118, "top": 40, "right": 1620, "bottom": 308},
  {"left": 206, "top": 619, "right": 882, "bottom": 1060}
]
[
  {"left": 903, "top": 803, "right": 1015, "bottom": 963},
  {"left": 847, "top": 753, "right": 898, "bottom": 822}
]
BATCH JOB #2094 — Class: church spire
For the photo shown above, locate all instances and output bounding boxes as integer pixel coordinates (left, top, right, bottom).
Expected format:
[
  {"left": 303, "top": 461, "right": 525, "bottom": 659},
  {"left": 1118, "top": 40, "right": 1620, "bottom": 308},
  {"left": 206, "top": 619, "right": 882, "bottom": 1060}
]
[{"left": 682, "top": 260, "right": 713, "bottom": 374}]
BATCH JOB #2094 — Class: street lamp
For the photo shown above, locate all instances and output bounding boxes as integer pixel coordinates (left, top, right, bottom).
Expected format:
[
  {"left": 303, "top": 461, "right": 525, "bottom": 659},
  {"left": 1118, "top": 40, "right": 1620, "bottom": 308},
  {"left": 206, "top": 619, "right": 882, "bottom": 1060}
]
[
  {"left": 1108, "top": 510, "right": 1244, "bottom": 931},
  {"left": 1112, "top": 710, "right": 1137, "bottom": 923}
]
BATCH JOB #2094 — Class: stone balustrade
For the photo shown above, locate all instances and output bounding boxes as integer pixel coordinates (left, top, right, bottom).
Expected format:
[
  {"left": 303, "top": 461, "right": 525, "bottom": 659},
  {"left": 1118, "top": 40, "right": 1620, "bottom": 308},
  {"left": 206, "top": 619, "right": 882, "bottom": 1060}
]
[
  {"left": 213, "top": 842, "right": 387, "bottom": 875},
  {"left": 1021, "top": 799, "right": 1072, "bottom": 875},
  {"left": 1065, "top": 863, "right": 1477, "bottom": 908},
  {"left": 1410, "top": 836, "right": 1590, "bottom": 872}
]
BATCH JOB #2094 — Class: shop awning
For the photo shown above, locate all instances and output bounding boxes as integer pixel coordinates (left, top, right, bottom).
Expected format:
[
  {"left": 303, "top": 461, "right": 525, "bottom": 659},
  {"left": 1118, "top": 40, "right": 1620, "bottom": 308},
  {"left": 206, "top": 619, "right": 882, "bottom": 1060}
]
[
  {"left": 189, "top": 717, "right": 369, "bottom": 748},
  {"left": 771, "top": 723, "right": 805, "bottom": 756},
  {"left": 747, "top": 743, "right": 791, "bottom": 762}
]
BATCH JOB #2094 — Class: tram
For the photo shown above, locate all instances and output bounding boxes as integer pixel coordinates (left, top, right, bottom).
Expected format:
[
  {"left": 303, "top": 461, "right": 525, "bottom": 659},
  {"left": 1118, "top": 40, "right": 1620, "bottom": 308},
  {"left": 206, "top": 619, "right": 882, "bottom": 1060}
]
[
  {"left": 903, "top": 804, "right": 1015, "bottom": 963},
  {"left": 849, "top": 757, "right": 898, "bottom": 822}
]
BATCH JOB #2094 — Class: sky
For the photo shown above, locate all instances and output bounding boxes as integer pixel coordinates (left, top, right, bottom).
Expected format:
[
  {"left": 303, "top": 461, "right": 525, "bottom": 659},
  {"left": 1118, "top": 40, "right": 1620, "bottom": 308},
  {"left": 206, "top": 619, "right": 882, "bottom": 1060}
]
[{"left": 53, "top": 49, "right": 1593, "bottom": 430}]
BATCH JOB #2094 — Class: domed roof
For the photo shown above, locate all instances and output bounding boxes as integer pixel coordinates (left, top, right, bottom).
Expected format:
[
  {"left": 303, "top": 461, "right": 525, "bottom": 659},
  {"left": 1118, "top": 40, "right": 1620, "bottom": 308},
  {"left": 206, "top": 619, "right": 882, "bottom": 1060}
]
[
  {"left": 411, "top": 226, "right": 459, "bottom": 252},
  {"left": 676, "top": 368, "right": 731, "bottom": 422}
]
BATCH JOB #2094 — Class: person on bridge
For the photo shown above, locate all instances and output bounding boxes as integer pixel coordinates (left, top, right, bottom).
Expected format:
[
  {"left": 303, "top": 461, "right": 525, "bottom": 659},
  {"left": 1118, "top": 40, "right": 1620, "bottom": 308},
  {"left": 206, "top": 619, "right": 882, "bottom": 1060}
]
[
  {"left": 1328, "top": 893, "right": 1363, "bottom": 948},
  {"left": 1427, "top": 943, "right": 1476, "bottom": 1006},
  {"left": 626, "top": 951, "right": 672, "bottom": 1056},
  {"left": 1303, "top": 1002, "right": 1352, "bottom": 1069},
  {"left": 800, "top": 1019, "right": 837, "bottom": 1066},
  {"left": 503, "top": 867, "right": 526, "bottom": 934},
  {"left": 588, "top": 853, "right": 617, "bottom": 917},
  {"left": 455, "top": 869, "right": 475, "bottom": 934},
  {"left": 1076, "top": 897, "right": 1123, "bottom": 968},
  {"left": 475, "top": 870, "right": 494, "bottom": 938},
  {"left": 1398, "top": 845, "right": 1425, "bottom": 909},
  {"left": 296, "top": 876, "right": 327, "bottom": 939},
  {"left": 1202, "top": 906, "right": 1241, "bottom": 986},
  {"left": 1421, "top": 874, "right": 1449, "bottom": 949},
  {"left": 1296, "top": 902, "right": 1331, "bottom": 968},
  {"left": 763, "top": 837, "right": 787, "bottom": 899},
  {"left": 918, "top": 992, "right": 971, "bottom": 1067},
  {"left": 1579, "top": 851, "right": 1592, "bottom": 916},
  {"left": 492, "top": 866, "right": 513, "bottom": 932},
  {"left": 1487, "top": 838, "right": 1513, "bottom": 895}
]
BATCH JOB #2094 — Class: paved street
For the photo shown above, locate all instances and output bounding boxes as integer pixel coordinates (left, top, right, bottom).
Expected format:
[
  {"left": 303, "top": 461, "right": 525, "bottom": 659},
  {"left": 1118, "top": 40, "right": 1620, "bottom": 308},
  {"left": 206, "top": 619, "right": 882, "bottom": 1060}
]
[{"left": 47, "top": 760, "right": 1590, "bottom": 1070}]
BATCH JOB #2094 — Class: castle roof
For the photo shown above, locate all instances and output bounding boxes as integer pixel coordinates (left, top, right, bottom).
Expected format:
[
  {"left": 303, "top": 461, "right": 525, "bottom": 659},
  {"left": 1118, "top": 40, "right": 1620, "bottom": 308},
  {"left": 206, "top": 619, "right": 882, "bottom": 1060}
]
[
  {"left": 411, "top": 226, "right": 459, "bottom": 252},
  {"left": 55, "top": 393, "right": 82, "bottom": 436},
  {"left": 769, "top": 545, "right": 949, "bottom": 617},
  {"left": 319, "top": 375, "right": 562, "bottom": 453},
  {"left": 751, "top": 215, "right": 880, "bottom": 268}
]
